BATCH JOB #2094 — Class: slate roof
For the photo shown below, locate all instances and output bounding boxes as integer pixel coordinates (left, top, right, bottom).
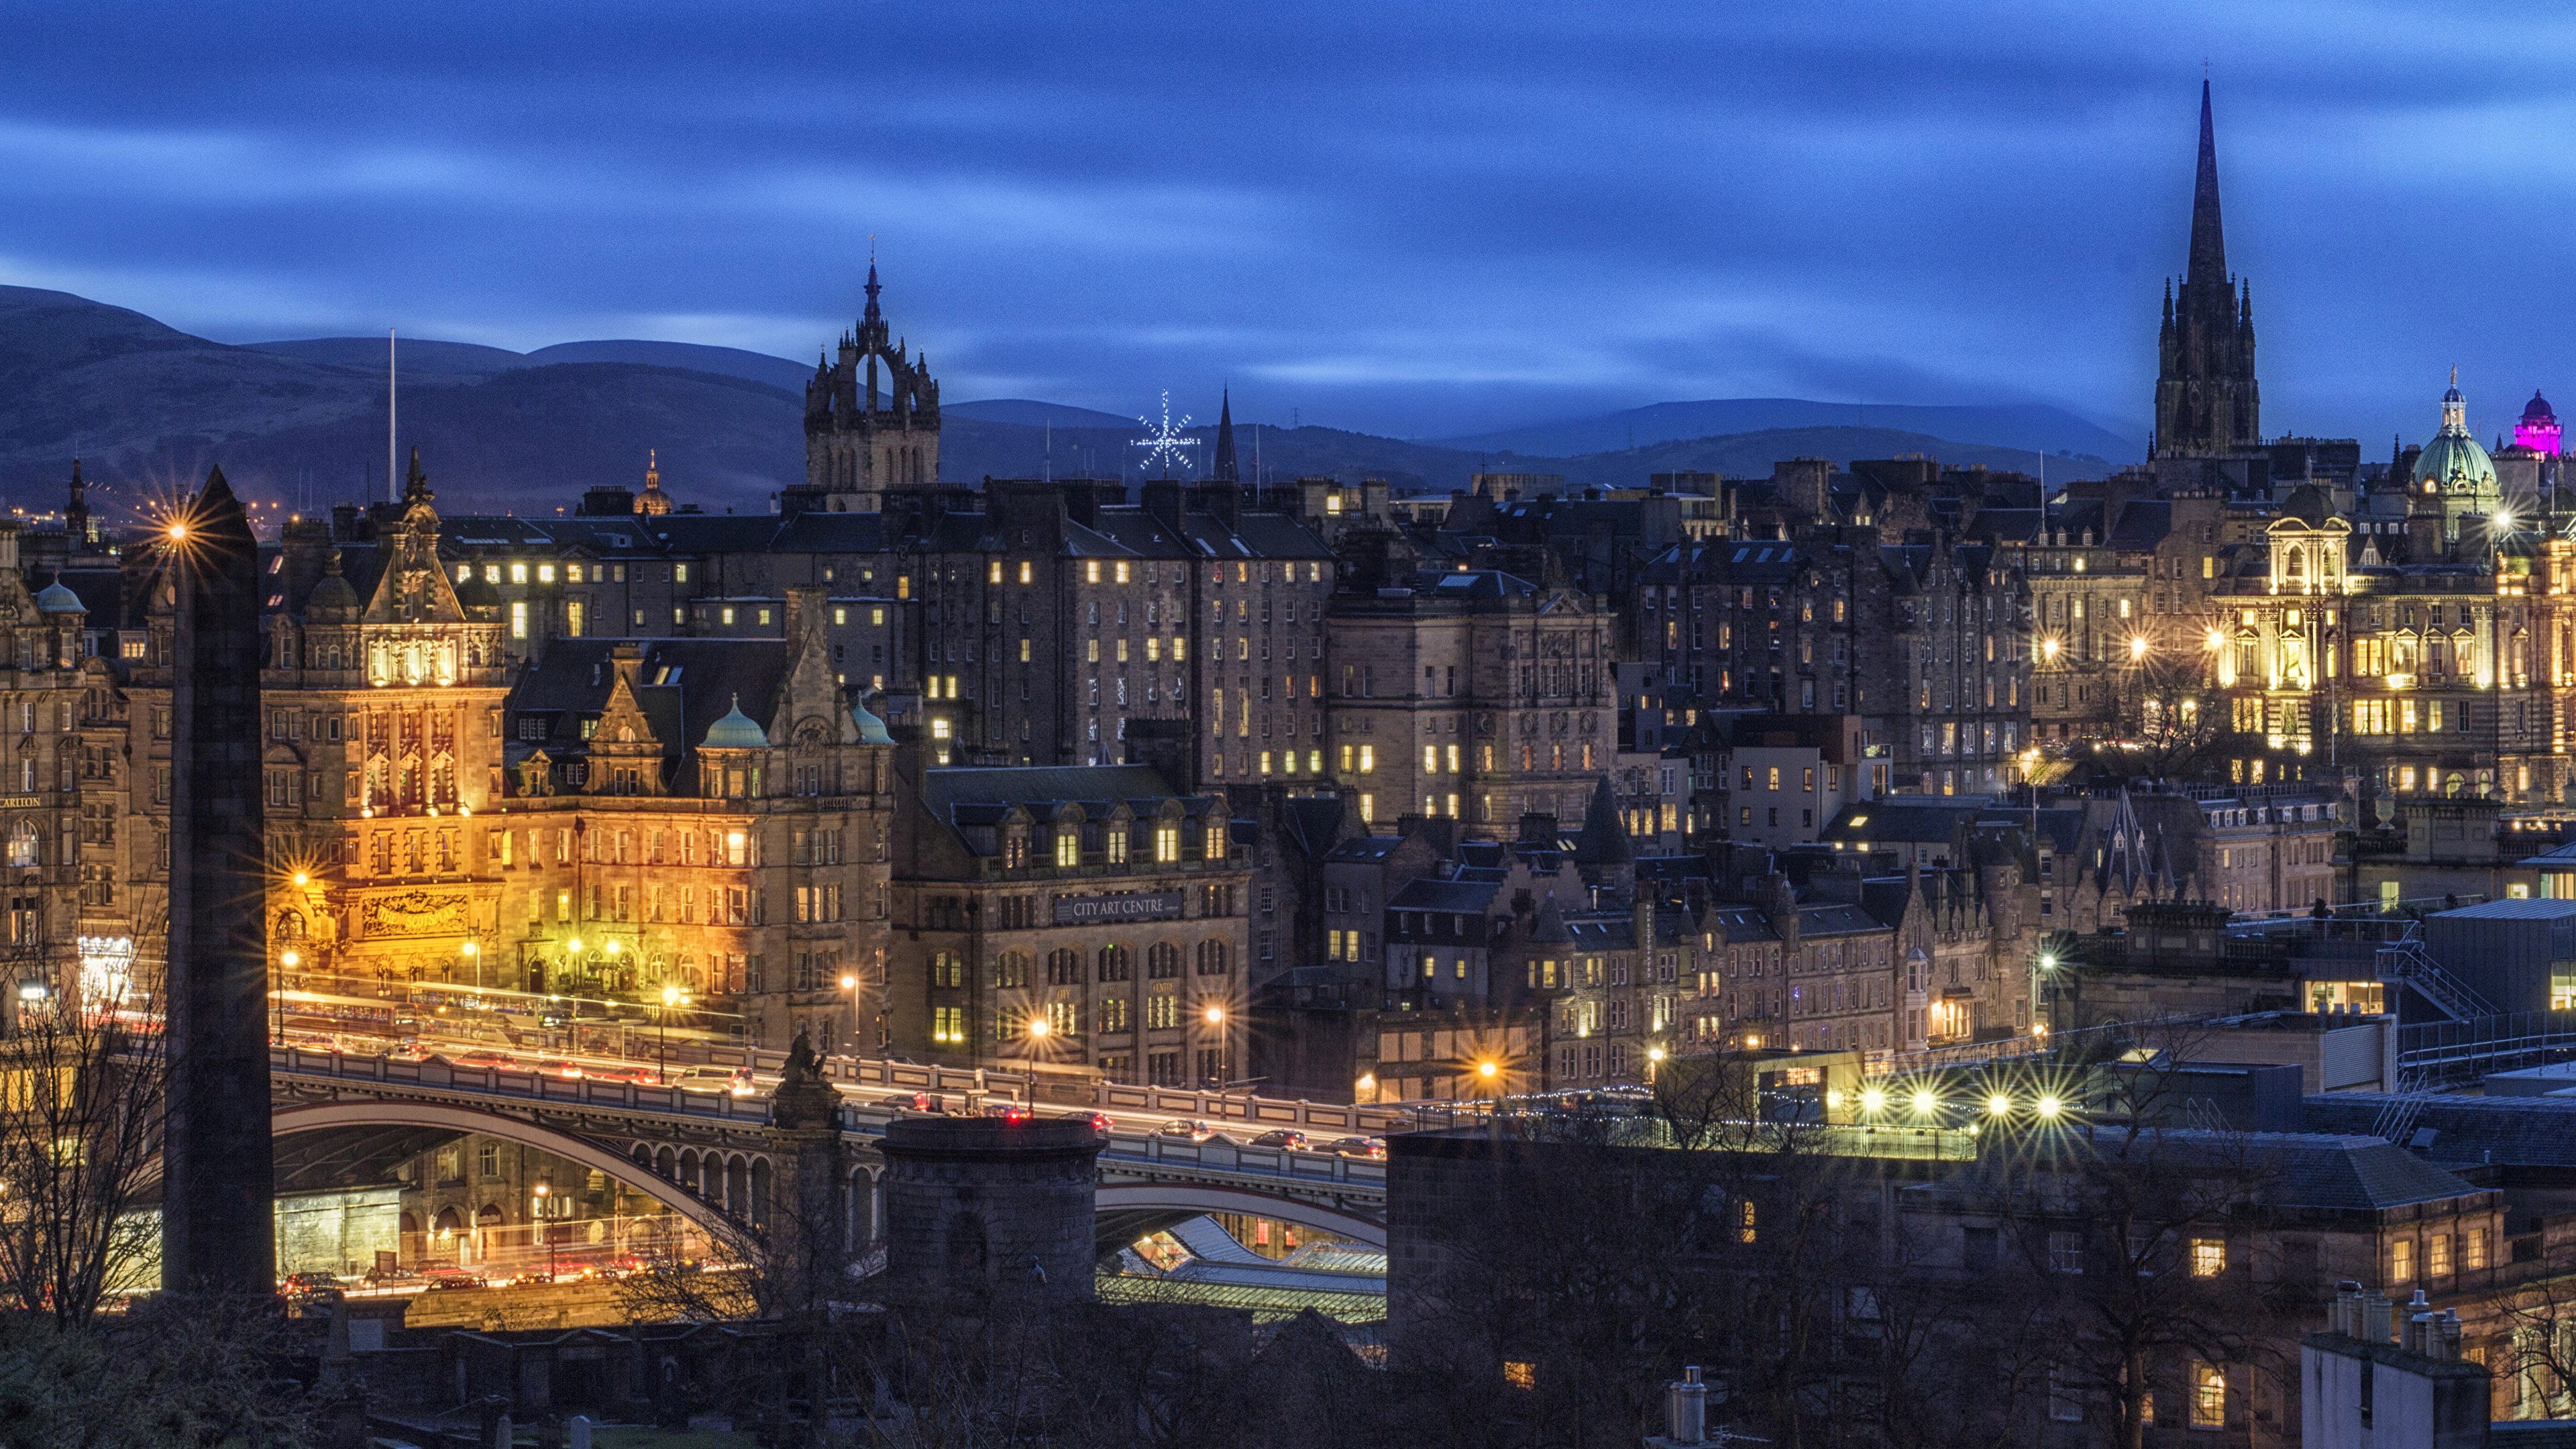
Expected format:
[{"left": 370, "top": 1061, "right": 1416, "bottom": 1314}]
[
  {"left": 504, "top": 639, "right": 794, "bottom": 761},
  {"left": 2302, "top": 1093, "right": 2576, "bottom": 1170},
  {"left": 1388, "top": 878, "right": 1502, "bottom": 913}
]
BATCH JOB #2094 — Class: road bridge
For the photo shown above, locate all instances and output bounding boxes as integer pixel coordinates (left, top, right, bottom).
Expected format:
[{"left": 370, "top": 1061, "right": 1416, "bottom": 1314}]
[{"left": 263, "top": 1046, "right": 1399, "bottom": 1250}]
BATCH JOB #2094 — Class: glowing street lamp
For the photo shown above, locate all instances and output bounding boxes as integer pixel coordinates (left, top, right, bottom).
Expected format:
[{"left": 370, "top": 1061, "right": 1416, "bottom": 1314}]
[
  {"left": 1986, "top": 1092, "right": 2013, "bottom": 1119},
  {"left": 1860, "top": 1086, "right": 1888, "bottom": 1115},
  {"left": 1911, "top": 1088, "right": 1939, "bottom": 1118}
]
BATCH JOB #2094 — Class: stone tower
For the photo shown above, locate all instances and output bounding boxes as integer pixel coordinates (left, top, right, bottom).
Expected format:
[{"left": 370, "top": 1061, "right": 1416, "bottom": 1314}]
[
  {"left": 761, "top": 1029, "right": 847, "bottom": 1315},
  {"left": 159, "top": 468, "right": 276, "bottom": 1296},
  {"left": 2153, "top": 81, "right": 2259, "bottom": 459},
  {"left": 877, "top": 1117, "right": 1104, "bottom": 1308},
  {"left": 788, "top": 263, "right": 941, "bottom": 517}
]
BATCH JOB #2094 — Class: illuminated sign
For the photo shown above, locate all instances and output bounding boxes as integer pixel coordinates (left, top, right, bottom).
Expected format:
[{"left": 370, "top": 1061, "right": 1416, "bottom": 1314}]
[{"left": 1052, "top": 892, "right": 1185, "bottom": 925}]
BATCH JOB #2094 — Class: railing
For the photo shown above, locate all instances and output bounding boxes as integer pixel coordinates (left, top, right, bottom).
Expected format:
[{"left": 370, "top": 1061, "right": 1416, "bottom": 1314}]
[
  {"left": 2374, "top": 924, "right": 2497, "bottom": 1022},
  {"left": 268, "top": 1046, "right": 1405, "bottom": 1191},
  {"left": 2398, "top": 1012, "right": 2576, "bottom": 1085}
]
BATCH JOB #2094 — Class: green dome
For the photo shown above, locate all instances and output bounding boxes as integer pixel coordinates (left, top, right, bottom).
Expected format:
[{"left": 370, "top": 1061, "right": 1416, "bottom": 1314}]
[
  {"left": 2415, "top": 375, "right": 2498, "bottom": 494},
  {"left": 851, "top": 696, "right": 894, "bottom": 745},
  {"left": 33, "top": 580, "right": 81, "bottom": 614},
  {"left": 701, "top": 694, "right": 767, "bottom": 749},
  {"left": 2414, "top": 431, "right": 2496, "bottom": 492}
]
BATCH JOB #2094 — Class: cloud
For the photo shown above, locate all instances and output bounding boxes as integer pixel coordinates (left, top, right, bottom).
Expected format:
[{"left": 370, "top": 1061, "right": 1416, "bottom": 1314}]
[{"left": 0, "top": 1, "right": 2571, "bottom": 441}]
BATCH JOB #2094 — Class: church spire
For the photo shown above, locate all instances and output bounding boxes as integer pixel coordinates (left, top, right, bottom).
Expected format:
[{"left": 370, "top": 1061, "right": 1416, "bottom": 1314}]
[
  {"left": 2152, "top": 79, "right": 2259, "bottom": 460},
  {"left": 2188, "top": 78, "right": 2226, "bottom": 288},
  {"left": 1212, "top": 389, "right": 1239, "bottom": 483}
]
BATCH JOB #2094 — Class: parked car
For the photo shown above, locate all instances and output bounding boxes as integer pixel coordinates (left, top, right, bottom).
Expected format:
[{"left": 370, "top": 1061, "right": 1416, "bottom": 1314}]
[
  {"left": 1248, "top": 1129, "right": 1310, "bottom": 1151},
  {"left": 1327, "top": 1136, "right": 1388, "bottom": 1161},
  {"left": 1155, "top": 1120, "right": 1217, "bottom": 1142}
]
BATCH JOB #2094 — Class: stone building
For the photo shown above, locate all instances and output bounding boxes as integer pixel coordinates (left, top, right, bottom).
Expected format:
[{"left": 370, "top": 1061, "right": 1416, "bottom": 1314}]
[
  {"left": 1324, "top": 568, "right": 1619, "bottom": 835},
  {"left": 884, "top": 755, "right": 1251, "bottom": 1086}
]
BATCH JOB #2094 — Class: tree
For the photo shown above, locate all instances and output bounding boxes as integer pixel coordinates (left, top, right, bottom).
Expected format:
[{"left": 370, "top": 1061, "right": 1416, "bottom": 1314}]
[{"left": 0, "top": 989, "right": 168, "bottom": 1328}]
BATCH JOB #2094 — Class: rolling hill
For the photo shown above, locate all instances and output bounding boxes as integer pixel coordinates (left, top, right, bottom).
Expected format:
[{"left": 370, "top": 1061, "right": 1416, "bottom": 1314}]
[{"left": 0, "top": 286, "right": 2121, "bottom": 525}]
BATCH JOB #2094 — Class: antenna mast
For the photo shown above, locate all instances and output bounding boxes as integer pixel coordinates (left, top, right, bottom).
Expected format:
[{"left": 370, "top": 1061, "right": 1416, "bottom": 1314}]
[{"left": 387, "top": 328, "right": 398, "bottom": 504}]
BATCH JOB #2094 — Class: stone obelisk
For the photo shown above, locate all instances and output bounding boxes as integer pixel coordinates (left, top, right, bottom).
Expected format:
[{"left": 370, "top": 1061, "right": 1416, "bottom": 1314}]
[{"left": 159, "top": 468, "right": 274, "bottom": 1295}]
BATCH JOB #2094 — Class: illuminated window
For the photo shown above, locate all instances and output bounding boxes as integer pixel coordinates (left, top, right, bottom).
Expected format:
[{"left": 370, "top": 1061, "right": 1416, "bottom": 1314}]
[
  {"left": 2190, "top": 1363, "right": 2224, "bottom": 1430},
  {"left": 2390, "top": 1237, "right": 2414, "bottom": 1283},
  {"left": 1055, "top": 831, "right": 1080, "bottom": 867},
  {"left": 1155, "top": 826, "right": 1179, "bottom": 863},
  {"left": 988, "top": 561, "right": 1002, "bottom": 584},
  {"left": 2190, "top": 1238, "right": 2225, "bottom": 1277},
  {"left": 1085, "top": 561, "right": 1101, "bottom": 584},
  {"left": 1116, "top": 561, "right": 1130, "bottom": 584},
  {"left": 1019, "top": 561, "right": 1033, "bottom": 584},
  {"left": 537, "top": 564, "right": 555, "bottom": 584},
  {"left": 510, "top": 562, "right": 528, "bottom": 584},
  {"left": 509, "top": 602, "right": 528, "bottom": 640}
]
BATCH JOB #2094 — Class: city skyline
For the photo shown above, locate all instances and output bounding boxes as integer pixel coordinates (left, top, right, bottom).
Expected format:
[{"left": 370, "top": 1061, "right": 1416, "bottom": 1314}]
[{"left": 1, "top": 3, "right": 2572, "bottom": 445}]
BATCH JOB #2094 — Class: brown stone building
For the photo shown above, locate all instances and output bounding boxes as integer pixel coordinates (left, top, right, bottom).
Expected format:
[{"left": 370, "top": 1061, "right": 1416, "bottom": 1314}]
[{"left": 885, "top": 757, "right": 1251, "bottom": 1085}]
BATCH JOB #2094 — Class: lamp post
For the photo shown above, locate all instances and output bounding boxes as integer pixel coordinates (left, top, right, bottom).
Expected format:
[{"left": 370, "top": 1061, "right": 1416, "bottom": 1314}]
[
  {"left": 662, "top": 979, "right": 690, "bottom": 1083},
  {"left": 1026, "top": 1014, "right": 1051, "bottom": 1107},
  {"left": 2031, "top": 946, "right": 2059, "bottom": 1040},
  {"left": 276, "top": 949, "right": 299, "bottom": 1043},
  {"left": 460, "top": 938, "right": 480, "bottom": 992},
  {"left": 1203, "top": 1005, "right": 1228, "bottom": 1116},
  {"left": 531, "top": 1181, "right": 557, "bottom": 1280}
]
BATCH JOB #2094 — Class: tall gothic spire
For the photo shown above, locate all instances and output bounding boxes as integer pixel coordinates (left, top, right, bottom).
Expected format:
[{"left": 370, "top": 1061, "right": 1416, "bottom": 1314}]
[
  {"left": 2153, "top": 80, "right": 2259, "bottom": 460},
  {"left": 1212, "top": 389, "right": 1239, "bottom": 482},
  {"left": 2187, "top": 79, "right": 2226, "bottom": 288}
]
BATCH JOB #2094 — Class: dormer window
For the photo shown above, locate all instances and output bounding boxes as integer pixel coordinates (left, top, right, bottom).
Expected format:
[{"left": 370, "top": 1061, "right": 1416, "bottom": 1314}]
[{"left": 1054, "top": 829, "right": 1079, "bottom": 868}]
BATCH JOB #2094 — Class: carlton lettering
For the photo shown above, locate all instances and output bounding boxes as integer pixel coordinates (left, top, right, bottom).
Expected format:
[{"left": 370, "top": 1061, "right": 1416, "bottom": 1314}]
[{"left": 1053, "top": 892, "right": 1185, "bottom": 924}]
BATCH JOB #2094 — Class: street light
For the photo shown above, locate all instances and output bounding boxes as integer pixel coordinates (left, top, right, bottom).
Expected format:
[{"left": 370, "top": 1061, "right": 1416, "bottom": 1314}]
[
  {"left": 1203, "top": 1005, "right": 1230, "bottom": 1109},
  {"left": 658, "top": 983, "right": 684, "bottom": 1087},
  {"left": 460, "top": 939, "right": 480, "bottom": 991},
  {"left": 531, "top": 1182, "right": 557, "bottom": 1280}
]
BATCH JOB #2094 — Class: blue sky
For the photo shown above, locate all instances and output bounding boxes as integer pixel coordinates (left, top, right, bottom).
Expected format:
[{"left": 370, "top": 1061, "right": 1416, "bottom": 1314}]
[{"left": 0, "top": 1, "right": 2568, "bottom": 447}]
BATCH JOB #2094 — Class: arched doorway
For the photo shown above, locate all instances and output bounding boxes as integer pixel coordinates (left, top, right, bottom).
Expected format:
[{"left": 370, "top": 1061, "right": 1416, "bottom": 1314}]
[{"left": 474, "top": 1203, "right": 505, "bottom": 1262}]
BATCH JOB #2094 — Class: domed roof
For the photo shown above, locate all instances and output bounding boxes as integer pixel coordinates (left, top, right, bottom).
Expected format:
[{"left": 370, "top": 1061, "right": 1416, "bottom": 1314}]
[
  {"left": 2282, "top": 483, "right": 2334, "bottom": 527},
  {"left": 851, "top": 695, "right": 894, "bottom": 745},
  {"left": 2415, "top": 373, "right": 2497, "bottom": 493},
  {"left": 307, "top": 551, "right": 360, "bottom": 615},
  {"left": 34, "top": 580, "right": 81, "bottom": 614},
  {"left": 2414, "top": 431, "right": 2496, "bottom": 492},
  {"left": 2524, "top": 390, "right": 2557, "bottom": 423},
  {"left": 701, "top": 694, "right": 767, "bottom": 750}
]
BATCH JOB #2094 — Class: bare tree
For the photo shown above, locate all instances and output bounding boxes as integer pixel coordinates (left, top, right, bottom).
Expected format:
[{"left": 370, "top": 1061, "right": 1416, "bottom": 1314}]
[{"left": 0, "top": 987, "right": 168, "bottom": 1327}]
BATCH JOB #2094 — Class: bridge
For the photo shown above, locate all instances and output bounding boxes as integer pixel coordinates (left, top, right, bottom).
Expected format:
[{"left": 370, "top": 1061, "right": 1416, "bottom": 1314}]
[{"left": 264, "top": 1046, "right": 1401, "bottom": 1252}]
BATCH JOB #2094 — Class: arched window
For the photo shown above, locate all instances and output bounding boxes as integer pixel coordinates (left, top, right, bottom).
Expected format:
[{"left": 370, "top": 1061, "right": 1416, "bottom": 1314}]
[
  {"left": 1147, "top": 943, "right": 1181, "bottom": 979},
  {"left": 1196, "top": 939, "right": 1230, "bottom": 976},
  {"left": 4, "top": 819, "right": 35, "bottom": 868},
  {"left": 275, "top": 910, "right": 305, "bottom": 941},
  {"left": 1047, "top": 949, "right": 1082, "bottom": 985},
  {"left": 1097, "top": 945, "right": 1132, "bottom": 983},
  {"left": 993, "top": 952, "right": 1031, "bottom": 989}
]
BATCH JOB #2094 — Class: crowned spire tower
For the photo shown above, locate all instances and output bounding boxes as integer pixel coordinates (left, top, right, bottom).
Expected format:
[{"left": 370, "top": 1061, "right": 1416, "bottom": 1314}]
[
  {"left": 2153, "top": 81, "right": 2260, "bottom": 458},
  {"left": 788, "top": 260, "right": 942, "bottom": 517}
]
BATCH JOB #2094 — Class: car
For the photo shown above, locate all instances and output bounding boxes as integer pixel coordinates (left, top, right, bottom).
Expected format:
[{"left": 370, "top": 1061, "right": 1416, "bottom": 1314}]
[
  {"left": 879, "top": 1091, "right": 943, "bottom": 1115},
  {"left": 725, "top": 1066, "right": 759, "bottom": 1096},
  {"left": 537, "top": 1058, "right": 586, "bottom": 1081},
  {"left": 1248, "top": 1129, "right": 1310, "bottom": 1151},
  {"left": 1327, "top": 1136, "right": 1388, "bottom": 1161},
  {"left": 453, "top": 1050, "right": 518, "bottom": 1070},
  {"left": 1060, "top": 1110, "right": 1112, "bottom": 1133},
  {"left": 511, "top": 1271, "right": 555, "bottom": 1286},
  {"left": 674, "top": 1066, "right": 736, "bottom": 1094},
  {"left": 278, "top": 1271, "right": 338, "bottom": 1295},
  {"left": 1155, "top": 1119, "right": 1217, "bottom": 1142},
  {"left": 426, "top": 1273, "right": 486, "bottom": 1291},
  {"left": 978, "top": 1103, "right": 1031, "bottom": 1122}
]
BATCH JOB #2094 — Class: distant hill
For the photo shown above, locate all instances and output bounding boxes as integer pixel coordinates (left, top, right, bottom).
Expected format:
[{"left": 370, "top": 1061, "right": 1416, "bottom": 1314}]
[
  {"left": 521, "top": 341, "right": 814, "bottom": 393},
  {"left": 0, "top": 286, "right": 2119, "bottom": 525},
  {"left": 938, "top": 418, "right": 2118, "bottom": 494},
  {"left": 1442, "top": 398, "right": 2142, "bottom": 463},
  {"left": 243, "top": 337, "right": 526, "bottom": 375},
  {"left": 947, "top": 398, "right": 1149, "bottom": 431}
]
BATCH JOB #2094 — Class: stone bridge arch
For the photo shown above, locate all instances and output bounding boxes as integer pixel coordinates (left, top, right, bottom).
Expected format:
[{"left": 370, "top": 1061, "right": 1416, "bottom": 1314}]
[
  {"left": 144, "top": 1099, "right": 753, "bottom": 1243},
  {"left": 1091, "top": 1182, "right": 1386, "bottom": 1250}
]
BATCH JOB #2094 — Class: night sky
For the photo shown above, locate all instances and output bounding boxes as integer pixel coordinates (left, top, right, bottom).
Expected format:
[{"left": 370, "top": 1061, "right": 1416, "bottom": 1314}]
[{"left": 0, "top": 1, "right": 2564, "bottom": 449}]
